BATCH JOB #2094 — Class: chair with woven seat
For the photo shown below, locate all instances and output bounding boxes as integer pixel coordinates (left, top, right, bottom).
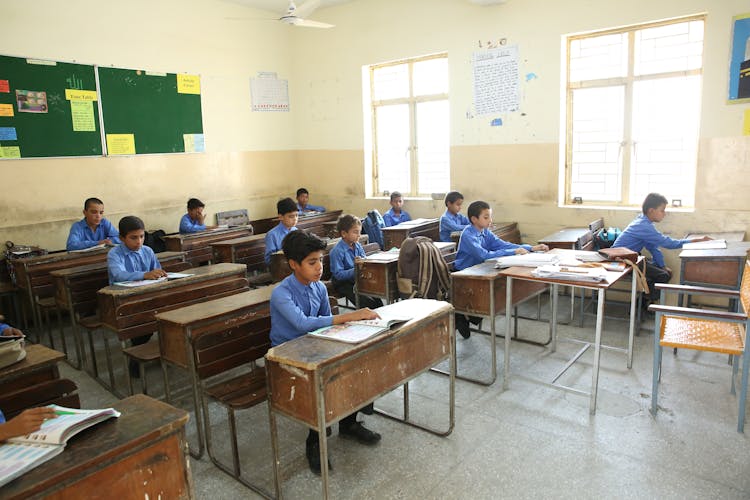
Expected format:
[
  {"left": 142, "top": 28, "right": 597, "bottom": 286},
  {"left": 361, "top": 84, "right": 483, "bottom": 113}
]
[{"left": 649, "top": 260, "right": 750, "bottom": 432}]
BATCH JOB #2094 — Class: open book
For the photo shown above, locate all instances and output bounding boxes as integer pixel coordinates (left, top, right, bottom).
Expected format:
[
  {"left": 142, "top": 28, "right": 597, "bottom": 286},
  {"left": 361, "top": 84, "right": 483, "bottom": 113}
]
[
  {"left": 0, "top": 405, "right": 120, "bottom": 487},
  {"left": 308, "top": 315, "right": 411, "bottom": 344},
  {"left": 682, "top": 239, "right": 727, "bottom": 250},
  {"left": 68, "top": 243, "right": 108, "bottom": 253}
]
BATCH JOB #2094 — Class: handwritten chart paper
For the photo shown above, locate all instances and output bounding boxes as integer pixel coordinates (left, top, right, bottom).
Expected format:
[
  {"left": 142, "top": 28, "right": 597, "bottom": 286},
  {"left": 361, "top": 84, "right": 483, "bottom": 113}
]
[
  {"left": 473, "top": 45, "right": 519, "bottom": 115},
  {"left": 70, "top": 101, "right": 95, "bottom": 131},
  {"left": 250, "top": 73, "right": 290, "bottom": 112},
  {"left": 106, "top": 133, "right": 136, "bottom": 155}
]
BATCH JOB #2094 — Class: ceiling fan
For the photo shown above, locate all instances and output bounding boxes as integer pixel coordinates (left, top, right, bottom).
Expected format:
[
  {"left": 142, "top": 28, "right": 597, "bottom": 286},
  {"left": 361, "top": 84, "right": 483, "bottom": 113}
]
[{"left": 278, "top": 0, "right": 334, "bottom": 29}]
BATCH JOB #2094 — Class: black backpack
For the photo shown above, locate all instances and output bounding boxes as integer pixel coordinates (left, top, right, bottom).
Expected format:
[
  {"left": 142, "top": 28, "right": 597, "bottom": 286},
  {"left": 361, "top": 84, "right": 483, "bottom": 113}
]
[{"left": 144, "top": 230, "right": 167, "bottom": 253}]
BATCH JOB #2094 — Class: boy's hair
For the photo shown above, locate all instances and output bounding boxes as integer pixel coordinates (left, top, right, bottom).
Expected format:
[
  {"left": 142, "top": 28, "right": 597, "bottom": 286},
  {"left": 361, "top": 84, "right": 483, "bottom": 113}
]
[
  {"left": 296, "top": 188, "right": 309, "bottom": 198},
  {"left": 118, "top": 215, "right": 145, "bottom": 236},
  {"left": 277, "top": 197, "right": 298, "bottom": 215},
  {"left": 336, "top": 214, "right": 361, "bottom": 234},
  {"left": 187, "top": 198, "right": 204, "bottom": 210},
  {"left": 467, "top": 200, "right": 490, "bottom": 221},
  {"left": 444, "top": 191, "right": 464, "bottom": 206},
  {"left": 390, "top": 191, "right": 403, "bottom": 202},
  {"left": 642, "top": 193, "right": 668, "bottom": 214},
  {"left": 282, "top": 230, "right": 326, "bottom": 263},
  {"left": 84, "top": 197, "right": 104, "bottom": 210}
]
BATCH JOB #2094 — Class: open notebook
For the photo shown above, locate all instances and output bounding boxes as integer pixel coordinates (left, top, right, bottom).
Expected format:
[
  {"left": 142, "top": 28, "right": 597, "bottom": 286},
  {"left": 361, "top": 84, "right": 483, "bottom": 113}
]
[{"left": 308, "top": 315, "right": 411, "bottom": 344}]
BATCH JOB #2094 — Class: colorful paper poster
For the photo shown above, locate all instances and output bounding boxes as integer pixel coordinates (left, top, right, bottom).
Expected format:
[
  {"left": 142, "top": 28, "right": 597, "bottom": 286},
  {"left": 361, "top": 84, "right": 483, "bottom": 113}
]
[
  {"left": 0, "top": 104, "right": 14, "bottom": 116},
  {"left": 16, "top": 89, "right": 48, "bottom": 113},
  {"left": 70, "top": 100, "right": 96, "bottom": 132},
  {"left": 106, "top": 134, "right": 135, "bottom": 155},
  {"left": 0, "top": 80, "right": 9, "bottom": 93},
  {"left": 0, "top": 146, "right": 21, "bottom": 158},
  {"left": 65, "top": 89, "right": 97, "bottom": 101},
  {"left": 177, "top": 74, "right": 200, "bottom": 95},
  {"left": 183, "top": 133, "right": 205, "bottom": 152},
  {"left": 744, "top": 109, "right": 750, "bottom": 135},
  {"left": 0, "top": 127, "right": 17, "bottom": 141}
]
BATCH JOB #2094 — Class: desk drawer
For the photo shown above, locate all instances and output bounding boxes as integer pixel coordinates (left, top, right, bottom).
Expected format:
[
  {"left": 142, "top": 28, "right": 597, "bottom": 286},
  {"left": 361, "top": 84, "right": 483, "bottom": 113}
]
[{"left": 682, "top": 259, "right": 741, "bottom": 288}]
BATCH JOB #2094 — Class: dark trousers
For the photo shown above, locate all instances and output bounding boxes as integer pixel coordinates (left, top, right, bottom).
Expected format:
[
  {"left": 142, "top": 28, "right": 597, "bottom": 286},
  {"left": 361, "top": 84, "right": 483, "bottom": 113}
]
[
  {"left": 306, "top": 403, "right": 373, "bottom": 443},
  {"left": 333, "top": 279, "right": 383, "bottom": 309},
  {"left": 645, "top": 259, "right": 672, "bottom": 303}
]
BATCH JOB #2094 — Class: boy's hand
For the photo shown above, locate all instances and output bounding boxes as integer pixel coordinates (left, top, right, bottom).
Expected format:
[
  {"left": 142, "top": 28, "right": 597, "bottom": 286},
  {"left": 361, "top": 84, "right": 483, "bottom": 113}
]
[
  {"left": 690, "top": 236, "right": 712, "bottom": 243},
  {"left": 143, "top": 269, "right": 168, "bottom": 280},
  {"left": 2, "top": 326, "right": 24, "bottom": 337},
  {"left": 353, "top": 308, "right": 380, "bottom": 321},
  {"left": 532, "top": 244, "right": 549, "bottom": 252},
  {"left": 2, "top": 407, "right": 57, "bottom": 440},
  {"left": 514, "top": 247, "right": 529, "bottom": 255},
  {"left": 98, "top": 239, "right": 113, "bottom": 245}
]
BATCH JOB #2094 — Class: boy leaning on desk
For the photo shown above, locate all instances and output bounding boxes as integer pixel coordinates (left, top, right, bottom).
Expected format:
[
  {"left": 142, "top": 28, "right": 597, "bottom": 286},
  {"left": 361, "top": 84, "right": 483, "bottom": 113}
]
[
  {"left": 269, "top": 230, "right": 381, "bottom": 475},
  {"left": 65, "top": 197, "right": 120, "bottom": 251}
]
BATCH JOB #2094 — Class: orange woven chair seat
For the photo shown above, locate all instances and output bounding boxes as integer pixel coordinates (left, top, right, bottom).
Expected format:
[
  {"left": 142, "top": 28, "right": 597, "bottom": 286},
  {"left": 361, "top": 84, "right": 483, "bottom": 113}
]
[{"left": 660, "top": 315, "right": 745, "bottom": 355}]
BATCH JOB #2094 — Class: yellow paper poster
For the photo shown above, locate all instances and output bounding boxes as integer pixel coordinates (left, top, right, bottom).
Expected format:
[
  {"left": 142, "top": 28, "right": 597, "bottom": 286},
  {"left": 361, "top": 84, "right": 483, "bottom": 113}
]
[
  {"left": 70, "top": 100, "right": 96, "bottom": 132},
  {"left": 0, "top": 103, "right": 14, "bottom": 116},
  {"left": 183, "top": 133, "right": 195, "bottom": 152},
  {"left": 177, "top": 74, "right": 200, "bottom": 94},
  {"left": 0, "top": 146, "right": 21, "bottom": 158},
  {"left": 744, "top": 109, "right": 750, "bottom": 136},
  {"left": 65, "top": 89, "right": 97, "bottom": 101},
  {"left": 106, "top": 134, "right": 136, "bottom": 155}
]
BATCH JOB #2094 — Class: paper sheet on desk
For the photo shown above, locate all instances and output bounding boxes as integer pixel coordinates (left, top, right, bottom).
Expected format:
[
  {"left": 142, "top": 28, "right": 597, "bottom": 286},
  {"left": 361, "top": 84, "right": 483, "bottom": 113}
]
[
  {"left": 113, "top": 277, "right": 167, "bottom": 287},
  {"left": 532, "top": 265, "right": 608, "bottom": 282},
  {"left": 494, "top": 253, "right": 559, "bottom": 268}
]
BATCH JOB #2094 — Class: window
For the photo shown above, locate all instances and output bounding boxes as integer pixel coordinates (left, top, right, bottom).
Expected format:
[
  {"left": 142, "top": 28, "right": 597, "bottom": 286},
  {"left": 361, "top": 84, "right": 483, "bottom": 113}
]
[
  {"left": 365, "top": 54, "right": 449, "bottom": 197},
  {"left": 563, "top": 16, "right": 704, "bottom": 207}
]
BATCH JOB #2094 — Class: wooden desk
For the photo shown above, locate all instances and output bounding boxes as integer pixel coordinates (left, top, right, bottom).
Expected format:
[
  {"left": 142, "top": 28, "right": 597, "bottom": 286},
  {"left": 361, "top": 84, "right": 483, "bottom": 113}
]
[
  {"left": 269, "top": 235, "right": 370, "bottom": 283},
  {"left": 1, "top": 394, "right": 194, "bottom": 500},
  {"left": 163, "top": 227, "right": 252, "bottom": 267},
  {"left": 684, "top": 231, "right": 745, "bottom": 241},
  {"left": 322, "top": 221, "right": 339, "bottom": 239},
  {"left": 450, "top": 221, "right": 521, "bottom": 245},
  {"left": 249, "top": 210, "right": 343, "bottom": 237},
  {"left": 266, "top": 299, "right": 455, "bottom": 499},
  {"left": 538, "top": 227, "right": 594, "bottom": 251},
  {"left": 211, "top": 233, "right": 267, "bottom": 274},
  {"left": 0, "top": 343, "right": 64, "bottom": 389},
  {"left": 679, "top": 241, "right": 750, "bottom": 310},
  {"left": 382, "top": 218, "right": 439, "bottom": 249}
]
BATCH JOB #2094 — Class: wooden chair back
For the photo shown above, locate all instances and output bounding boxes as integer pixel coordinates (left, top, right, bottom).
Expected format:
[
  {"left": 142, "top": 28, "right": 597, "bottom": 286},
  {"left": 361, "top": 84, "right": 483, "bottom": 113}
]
[{"left": 193, "top": 314, "right": 271, "bottom": 380}]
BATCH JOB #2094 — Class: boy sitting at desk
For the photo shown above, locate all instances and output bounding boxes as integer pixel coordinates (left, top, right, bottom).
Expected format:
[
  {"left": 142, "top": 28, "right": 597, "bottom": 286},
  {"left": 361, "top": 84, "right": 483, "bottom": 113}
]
[
  {"left": 454, "top": 201, "right": 548, "bottom": 338},
  {"left": 0, "top": 407, "right": 56, "bottom": 442},
  {"left": 0, "top": 316, "right": 23, "bottom": 337},
  {"left": 270, "top": 230, "right": 381, "bottom": 475},
  {"left": 265, "top": 198, "right": 299, "bottom": 266},
  {"left": 296, "top": 187, "right": 326, "bottom": 213},
  {"left": 383, "top": 191, "right": 411, "bottom": 227},
  {"left": 612, "top": 192, "right": 710, "bottom": 305},
  {"left": 66, "top": 197, "right": 120, "bottom": 251},
  {"left": 179, "top": 198, "right": 216, "bottom": 233},
  {"left": 330, "top": 214, "right": 384, "bottom": 310},
  {"left": 439, "top": 191, "right": 471, "bottom": 242}
]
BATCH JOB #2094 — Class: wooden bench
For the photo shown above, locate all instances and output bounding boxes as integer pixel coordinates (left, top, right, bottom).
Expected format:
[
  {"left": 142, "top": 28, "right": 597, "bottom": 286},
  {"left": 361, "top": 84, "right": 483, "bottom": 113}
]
[{"left": 163, "top": 227, "right": 253, "bottom": 267}]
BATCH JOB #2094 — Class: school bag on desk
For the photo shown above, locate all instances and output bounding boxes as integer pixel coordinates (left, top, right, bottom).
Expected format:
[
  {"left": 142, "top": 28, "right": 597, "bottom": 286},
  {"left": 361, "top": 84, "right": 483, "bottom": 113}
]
[
  {"left": 362, "top": 210, "right": 385, "bottom": 250},
  {"left": 593, "top": 227, "right": 622, "bottom": 250},
  {"left": 4, "top": 241, "right": 47, "bottom": 286},
  {"left": 397, "top": 236, "right": 451, "bottom": 301},
  {"left": 0, "top": 335, "right": 26, "bottom": 369}
]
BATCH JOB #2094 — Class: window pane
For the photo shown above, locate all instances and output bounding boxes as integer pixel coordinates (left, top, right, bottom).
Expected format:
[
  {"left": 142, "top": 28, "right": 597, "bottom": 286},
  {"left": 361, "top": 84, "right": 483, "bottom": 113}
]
[
  {"left": 375, "top": 104, "right": 410, "bottom": 193},
  {"left": 630, "top": 76, "right": 701, "bottom": 206},
  {"left": 373, "top": 64, "right": 409, "bottom": 100},
  {"left": 634, "top": 20, "right": 704, "bottom": 76},
  {"left": 569, "top": 33, "right": 627, "bottom": 82},
  {"left": 416, "top": 100, "right": 450, "bottom": 194},
  {"left": 569, "top": 86, "right": 625, "bottom": 201},
  {"left": 413, "top": 58, "right": 449, "bottom": 96}
]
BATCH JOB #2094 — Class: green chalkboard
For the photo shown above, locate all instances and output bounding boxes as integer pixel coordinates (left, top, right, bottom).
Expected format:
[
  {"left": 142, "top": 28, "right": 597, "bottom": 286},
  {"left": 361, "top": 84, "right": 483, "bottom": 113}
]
[
  {"left": 0, "top": 55, "right": 102, "bottom": 158},
  {"left": 97, "top": 67, "right": 204, "bottom": 155}
]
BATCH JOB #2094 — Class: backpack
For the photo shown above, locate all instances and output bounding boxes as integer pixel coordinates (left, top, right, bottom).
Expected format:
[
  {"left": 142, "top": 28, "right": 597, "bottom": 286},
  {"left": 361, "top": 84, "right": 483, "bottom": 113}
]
[
  {"left": 361, "top": 210, "right": 385, "bottom": 250},
  {"left": 397, "top": 236, "right": 451, "bottom": 301},
  {"left": 593, "top": 227, "right": 621, "bottom": 250},
  {"left": 144, "top": 229, "right": 167, "bottom": 253}
]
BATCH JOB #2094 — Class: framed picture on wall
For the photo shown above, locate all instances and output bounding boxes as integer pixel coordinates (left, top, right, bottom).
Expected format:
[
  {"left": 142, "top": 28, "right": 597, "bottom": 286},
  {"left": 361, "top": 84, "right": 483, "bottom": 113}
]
[{"left": 728, "top": 13, "right": 750, "bottom": 103}]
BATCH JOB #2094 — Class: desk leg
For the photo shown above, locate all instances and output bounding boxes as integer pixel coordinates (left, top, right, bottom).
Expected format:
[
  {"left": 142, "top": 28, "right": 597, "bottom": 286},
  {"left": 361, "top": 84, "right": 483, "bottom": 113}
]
[
  {"left": 503, "top": 277, "right": 511, "bottom": 391},
  {"left": 589, "top": 289, "right": 605, "bottom": 414},
  {"left": 315, "top": 371, "right": 331, "bottom": 500},
  {"left": 627, "top": 271, "right": 637, "bottom": 369},
  {"left": 186, "top": 344, "right": 206, "bottom": 459},
  {"left": 267, "top": 402, "right": 283, "bottom": 500},
  {"left": 551, "top": 284, "right": 559, "bottom": 353}
]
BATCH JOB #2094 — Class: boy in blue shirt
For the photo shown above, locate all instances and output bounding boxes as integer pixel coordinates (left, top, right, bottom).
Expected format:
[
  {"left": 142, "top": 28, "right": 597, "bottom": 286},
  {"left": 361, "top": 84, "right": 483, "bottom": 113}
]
[
  {"left": 329, "top": 214, "right": 384, "bottom": 310},
  {"left": 0, "top": 407, "right": 56, "bottom": 441},
  {"left": 270, "top": 230, "right": 380, "bottom": 474},
  {"left": 66, "top": 197, "right": 120, "bottom": 251},
  {"left": 179, "top": 198, "right": 216, "bottom": 233},
  {"left": 265, "top": 198, "right": 299, "bottom": 265},
  {"left": 296, "top": 187, "right": 326, "bottom": 213},
  {"left": 0, "top": 318, "right": 23, "bottom": 337},
  {"left": 382, "top": 191, "right": 410, "bottom": 227},
  {"left": 613, "top": 192, "right": 709, "bottom": 304},
  {"left": 439, "top": 191, "right": 470, "bottom": 242}
]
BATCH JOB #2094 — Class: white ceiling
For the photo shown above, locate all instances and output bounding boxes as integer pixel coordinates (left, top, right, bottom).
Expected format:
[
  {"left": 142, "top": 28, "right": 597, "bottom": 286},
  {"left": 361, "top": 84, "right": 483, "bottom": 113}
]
[{"left": 222, "top": 0, "right": 351, "bottom": 14}]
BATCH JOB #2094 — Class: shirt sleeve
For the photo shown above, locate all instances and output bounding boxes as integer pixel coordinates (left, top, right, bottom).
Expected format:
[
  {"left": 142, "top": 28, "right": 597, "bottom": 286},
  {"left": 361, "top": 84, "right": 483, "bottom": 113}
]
[
  {"left": 330, "top": 247, "right": 354, "bottom": 282},
  {"left": 274, "top": 287, "right": 333, "bottom": 333},
  {"left": 179, "top": 214, "right": 206, "bottom": 233},
  {"left": 103, "top": 220, "right": 121, "bottom": 245},
  {"left": 486, "top": 231, "right": 531, "bottom": 255},
  {"left": 308, "top": 204, "right": 326, "bottom": 212},
  {"left": 402, "top": 211, "right": 411, "bottom": 222},
  {"left": 66, "top": 223, "right": 96, "bottom": 251},
  {"left": 107, "top": 250, "right": 145, "bottom": 282},
  {"left": 0, "top": 323, "right": 9, "bottom": 335},
  {"left": 440, "top": 214, "right": 469, "bottom": 235},
  {"left": 264, "top": 231, "right": 276, "bottom": 265},
  {"left": 642, "top": 224, "right": 687, "bottom": 268},
  {"left": 382, "top": 212, "right": 395, "bottom": 227},
  {"left": 147, "top": 247, "right": 162, "bottom": 271}
]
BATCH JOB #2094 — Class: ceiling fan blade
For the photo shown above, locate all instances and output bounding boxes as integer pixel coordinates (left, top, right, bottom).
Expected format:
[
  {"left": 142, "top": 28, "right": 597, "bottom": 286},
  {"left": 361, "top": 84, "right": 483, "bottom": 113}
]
[
  {"left": 293, "top": 18, "right": 334, "bottom": 29},
  {"left": 294, "top": 0, "right": 321, "bottom": 20}
]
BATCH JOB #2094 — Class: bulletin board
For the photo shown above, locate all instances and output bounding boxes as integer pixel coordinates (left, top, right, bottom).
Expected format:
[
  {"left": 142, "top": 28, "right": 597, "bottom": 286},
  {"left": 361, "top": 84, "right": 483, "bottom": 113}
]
[
  {"left": 0, "top": 54, "right": 102, "bottom": 158},
  {"left": 97, "top": 66, "right": 204, "bottom": 155}
]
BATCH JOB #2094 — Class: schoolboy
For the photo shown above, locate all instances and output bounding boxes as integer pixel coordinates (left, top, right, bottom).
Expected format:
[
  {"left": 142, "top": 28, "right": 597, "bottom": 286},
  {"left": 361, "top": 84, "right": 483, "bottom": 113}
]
[
  {"left": 0, "top": 407, "right": 57, "bottom": 442},
  {"left": 265, "top": 198, "right": 299, "bottom": 265},
  {"left": 329, "top": 214, "right": 384, "bottom": 310},
  {"left": 270, "top": 230, "right": 381, "bottom": 474},
  {"left": 179, "top": 198, "right": 216, "bottom": 233},
  {"left": 382, "top": 191, "right": 411, "bottom": 227},
  {"left": 612, "top": 192, "right": 710, "bottom": 304},
  {"left": 296, "top": 187, "right": 326, "bottom": 213},
  {"left": 66, "top": 197, "right": 120, "bottom": 250},
  {"left": 439, "top": 191, "right": 471, "bottom": 242},
  {"left": 454, "top": 201, "right": 548, "bottom": 338}
]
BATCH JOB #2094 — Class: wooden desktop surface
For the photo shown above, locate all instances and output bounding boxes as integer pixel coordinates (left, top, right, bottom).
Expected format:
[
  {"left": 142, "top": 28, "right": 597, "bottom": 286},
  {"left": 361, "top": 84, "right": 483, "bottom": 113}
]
[
  {"left": 163, "top": 227, "right": 252, "bottom": 267},
  {"left": 538, "top": 227, "right": 594, "bottom": 250},
  {"left": 249, "top": 210, "right": 343, "bottom": 237},
  {"left": 382, "top": 218, "right": 440, "bottom": 249},
  {"left": 684, "top": 231, "right": 745, "bottom": 241},
  {"left": 679, "top": 241, "right": 750, "bottom": 289},
  {"left": 1, "top": 394, "right": 193, "bottom": 500},
  {"left": 0, "top": 343, "right": 65, "bottom": 389}
]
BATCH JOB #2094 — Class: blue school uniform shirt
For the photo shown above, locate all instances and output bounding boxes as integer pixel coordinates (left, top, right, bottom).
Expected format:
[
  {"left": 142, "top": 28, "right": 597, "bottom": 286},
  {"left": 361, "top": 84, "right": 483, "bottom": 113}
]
[
  {"left": 66, "top": 218, "right": 121, "bottom": 251},
  {"left": 0, "top": 409, "right": 4, "bottom": 424},
  {"left": 107, "top": 244, "right": 162, "bottom": 284},
  {"left": 383, "top": 208, "right": 411, "bottom": 227},
  {"left": 0, "top": 323, "right": 9, "bottom": 335},
  {"left": 612, "top": 213, "right": 689, "bottom": 268},
  {"left": 179, "top": 213, "right": 206, "bottom": 233},
  {"left": 264, "top": 223, "right": 297, "bottom": 265},
  {"left": 270, "top": 274, "right": 333, "bottom": 346},
  {"left": 297, "top": 202, "right": 326, "bottom": 213},
  {"left": 439, "top": 210, "right": 470, "bottom": 242},
  {"left": 454, "top": 225, "right": 531, "bottom": 271},
  {"left": 329, "top": 239, "right": 366, "bottom": 283}
]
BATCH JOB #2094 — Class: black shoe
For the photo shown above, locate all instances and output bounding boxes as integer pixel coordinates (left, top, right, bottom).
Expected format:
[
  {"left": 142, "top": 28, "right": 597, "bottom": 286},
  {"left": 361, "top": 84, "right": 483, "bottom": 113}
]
[
  {"left": 456, "top": 315, "right": 471, "bottom": 339},
  {"left": 128, "top": 360, "right": 140, "bottom": 379},
  {"left": 339, "top": 421, "right": 381, "bottom": 445},
  {"left": 306, "top": 439, "right": 333, "bottom": 475},
  {"left": 469, "top": 316, "right": 483, "bottom": 327},
  {"left": 360, "top": 403, "right": 374, "bottom": 415}
]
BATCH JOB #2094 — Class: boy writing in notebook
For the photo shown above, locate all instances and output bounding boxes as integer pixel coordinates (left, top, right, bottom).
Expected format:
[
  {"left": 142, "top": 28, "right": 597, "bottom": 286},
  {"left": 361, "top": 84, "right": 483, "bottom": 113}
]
[
  {"left": 179, "top": 198, "right": 216, "bottom": 233},
  {"left": 264, "top": 198, "right": 299, "bottom": 266},
  {"left": 296, "top": 187, "right": 326, "bottom": 213},
  {"left": 66, "top": 197, "right": 120, "bottom": 250},
  {"left": 329, "top": 214, "right": 384, "bottom": 310},
  {"left": 439, "top": 191, "right": 471, "bottom": 242},
  {"left": 270, "top": 230, "right": 381, "bottom": 474},
  {"left": 383, "top": 191, "right": 410, "bottom": 227},
  {"left": 612, "top": 192, "right": 710, "bottom": 305}
]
